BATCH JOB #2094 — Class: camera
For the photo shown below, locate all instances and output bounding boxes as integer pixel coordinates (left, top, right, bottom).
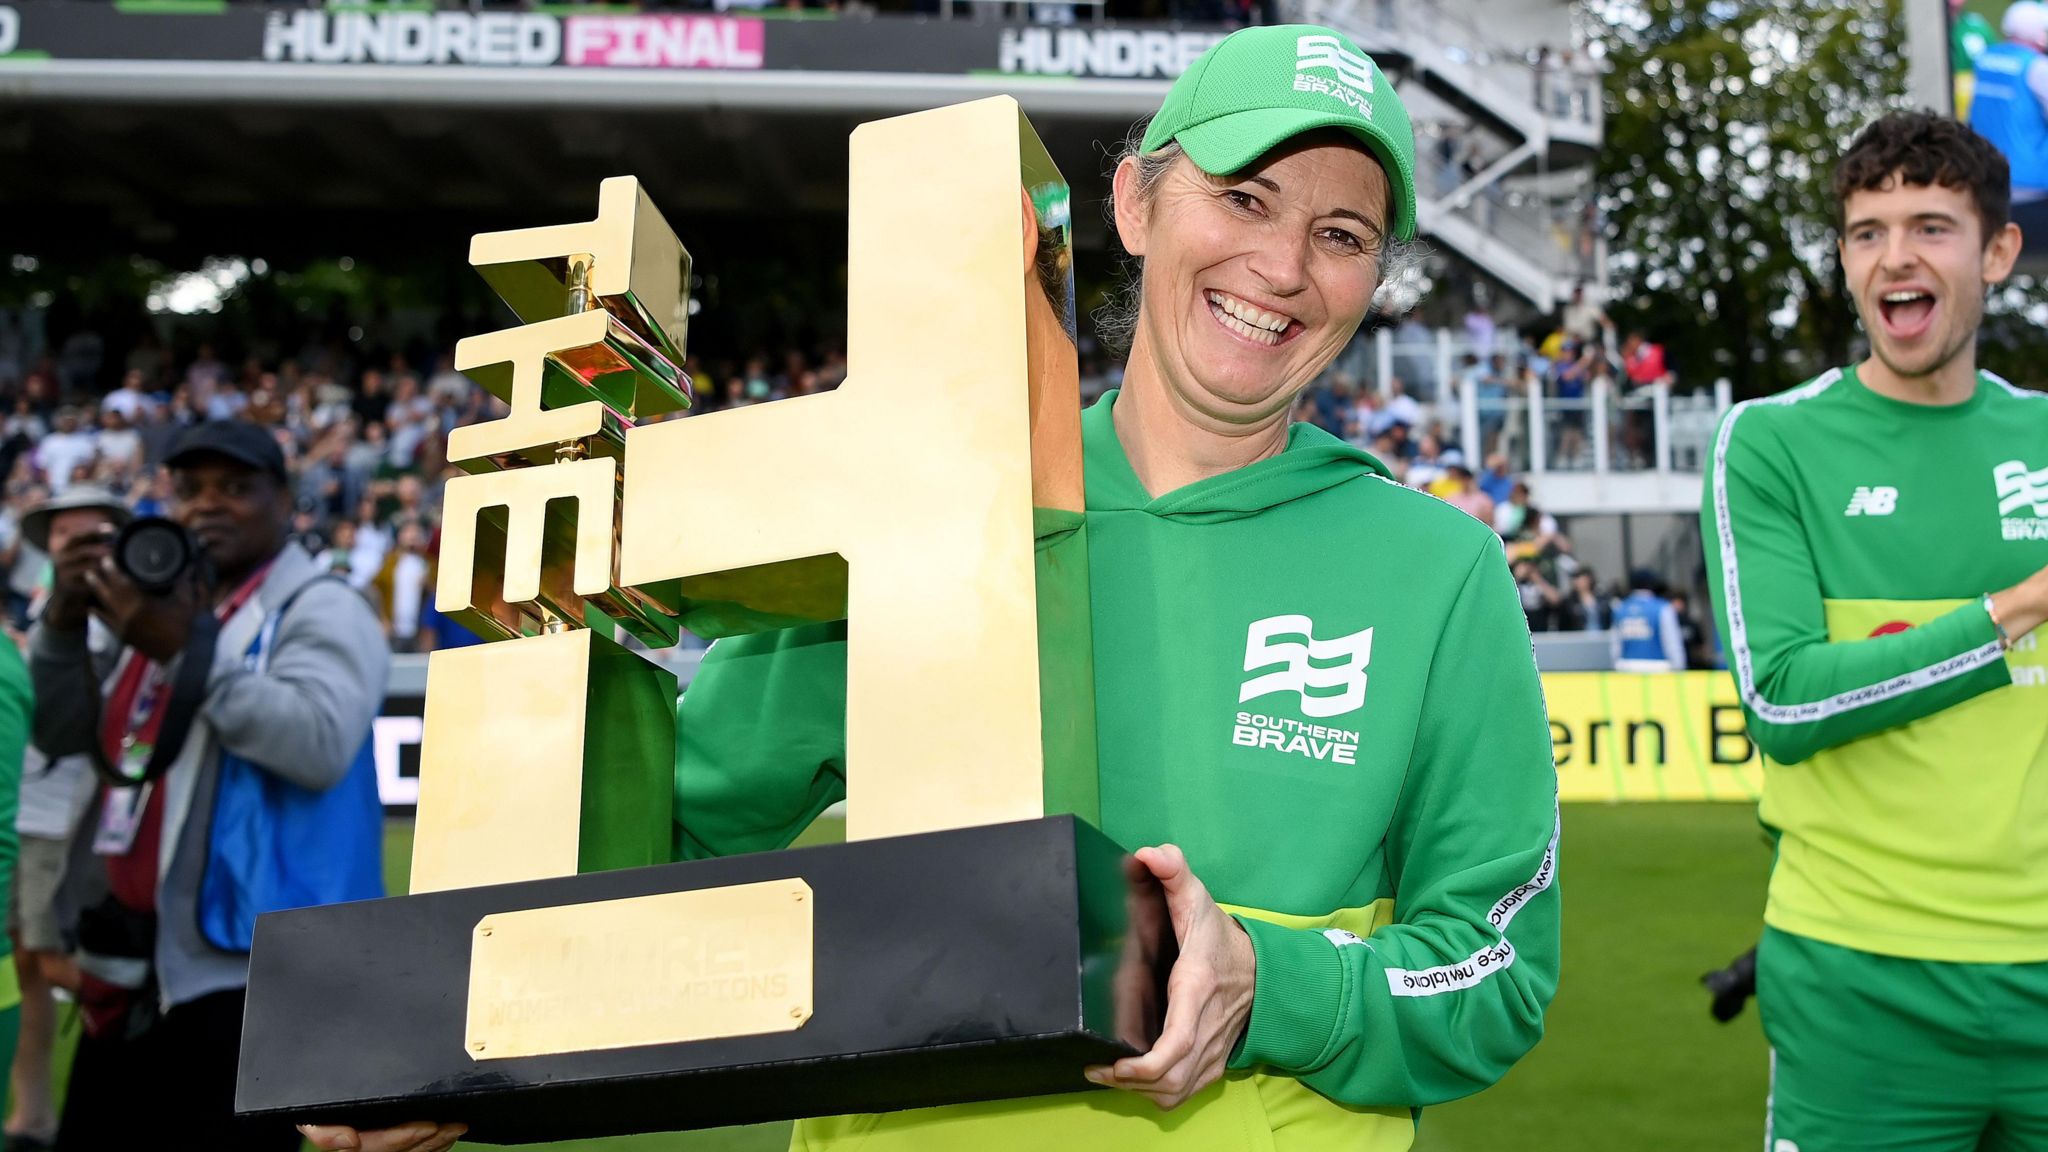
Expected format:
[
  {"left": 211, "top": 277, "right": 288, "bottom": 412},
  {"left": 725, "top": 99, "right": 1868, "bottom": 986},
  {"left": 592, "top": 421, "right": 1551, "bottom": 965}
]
[
  {"left": 1701, "top": 945, "right": 1757, "bottom": 1022},
  {"left": 113, "top": 516, "right": 204, "bottom": 594}
]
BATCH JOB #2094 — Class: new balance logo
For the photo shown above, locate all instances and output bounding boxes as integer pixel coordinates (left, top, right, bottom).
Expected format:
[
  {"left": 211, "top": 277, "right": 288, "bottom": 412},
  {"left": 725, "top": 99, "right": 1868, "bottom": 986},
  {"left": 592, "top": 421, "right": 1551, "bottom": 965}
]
[
  {"left": 1843, "top": 486, "right": 1898, "bottom": 516},
  {"left": 1295, "top": 34, "right": 1375, "bottom": 100},
  {"left": 1239, "top": 613, "right": 1372, "bottom": 718},
  {"left": 1995, "top": 460, "right": 2048, "bottom": 516}
]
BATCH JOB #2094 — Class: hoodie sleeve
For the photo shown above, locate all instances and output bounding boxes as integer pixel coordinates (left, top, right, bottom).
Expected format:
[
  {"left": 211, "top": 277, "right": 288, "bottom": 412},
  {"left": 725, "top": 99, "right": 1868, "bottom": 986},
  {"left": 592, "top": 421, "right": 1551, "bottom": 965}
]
[
  {"left": 1226, "top": 532, "right": 1560, "bottom": 1106},
  {"left": 671, "top": 622, "right": 849, "bottom": 861},
  {"left": 1701, "top": 408, "right": 2008, "bottom": 765}
]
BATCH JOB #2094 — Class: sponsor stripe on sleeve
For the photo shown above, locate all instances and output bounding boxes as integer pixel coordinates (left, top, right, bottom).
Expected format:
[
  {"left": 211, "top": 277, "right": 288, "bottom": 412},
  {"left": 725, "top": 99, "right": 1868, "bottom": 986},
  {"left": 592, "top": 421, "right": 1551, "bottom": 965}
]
[{"left": 1385, "top": 806, "right": 1558, "bottom": 997}]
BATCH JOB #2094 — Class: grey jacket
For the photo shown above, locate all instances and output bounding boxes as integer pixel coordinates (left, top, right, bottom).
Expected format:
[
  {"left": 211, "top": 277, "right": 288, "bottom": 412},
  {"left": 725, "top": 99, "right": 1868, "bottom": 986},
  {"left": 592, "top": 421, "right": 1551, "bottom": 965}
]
[{"left": 28, "top": 541, "right": 389, "bottom": 1008}]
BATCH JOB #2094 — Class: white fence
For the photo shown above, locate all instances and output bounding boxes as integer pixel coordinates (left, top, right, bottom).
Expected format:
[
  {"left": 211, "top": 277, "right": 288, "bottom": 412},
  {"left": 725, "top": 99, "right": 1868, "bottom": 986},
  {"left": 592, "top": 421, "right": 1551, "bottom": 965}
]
[{"left": 1359, "top": 328, "right": 1731, "bottom": 483}]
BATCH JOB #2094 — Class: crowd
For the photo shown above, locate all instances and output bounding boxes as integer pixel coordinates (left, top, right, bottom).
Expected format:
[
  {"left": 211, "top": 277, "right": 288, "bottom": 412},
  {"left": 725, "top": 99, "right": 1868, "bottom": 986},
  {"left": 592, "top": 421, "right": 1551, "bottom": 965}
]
[
  {"left": 0, "top": 290, "right": 1690, "bottom": 658},
  {"left": 1268, "top": 291, "right": 1695, "bottom": 655},
  {"left": 0, "top": 336, "right": 852, "bottom": 653}
]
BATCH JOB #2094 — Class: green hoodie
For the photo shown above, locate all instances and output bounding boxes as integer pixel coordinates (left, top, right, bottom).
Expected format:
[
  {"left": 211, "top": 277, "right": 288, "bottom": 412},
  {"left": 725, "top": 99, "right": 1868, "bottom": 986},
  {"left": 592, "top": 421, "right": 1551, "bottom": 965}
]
[{"left": 673, "top": 391, "right": 1560, "bottom": 1152}]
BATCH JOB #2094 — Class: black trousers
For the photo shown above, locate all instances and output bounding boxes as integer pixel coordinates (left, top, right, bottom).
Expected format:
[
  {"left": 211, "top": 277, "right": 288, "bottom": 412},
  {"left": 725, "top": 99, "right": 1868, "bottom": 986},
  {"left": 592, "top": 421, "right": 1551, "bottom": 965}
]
[{"left": 57, "top": 987, "right": 302, "bottom": 1152}]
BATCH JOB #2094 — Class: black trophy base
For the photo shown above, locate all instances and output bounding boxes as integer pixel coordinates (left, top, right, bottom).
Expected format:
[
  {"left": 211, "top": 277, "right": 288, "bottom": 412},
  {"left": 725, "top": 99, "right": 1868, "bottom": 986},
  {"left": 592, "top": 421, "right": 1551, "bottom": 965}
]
[{"left": 237, "top": 816, "right": 1172, "bottom": 1145}]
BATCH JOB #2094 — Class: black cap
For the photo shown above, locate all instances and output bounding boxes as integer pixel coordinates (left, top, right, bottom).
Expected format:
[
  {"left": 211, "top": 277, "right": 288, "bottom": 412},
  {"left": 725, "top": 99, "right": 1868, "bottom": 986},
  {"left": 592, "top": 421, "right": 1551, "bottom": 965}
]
[{"left": 165, "top": 421, "right": 287, "bottom": 482}]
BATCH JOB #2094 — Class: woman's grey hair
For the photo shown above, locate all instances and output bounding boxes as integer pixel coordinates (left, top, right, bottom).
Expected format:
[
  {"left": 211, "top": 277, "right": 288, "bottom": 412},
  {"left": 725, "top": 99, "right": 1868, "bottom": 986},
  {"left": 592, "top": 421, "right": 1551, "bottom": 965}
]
[{"left": 1093, "top": 121, "right": 1428, "bottom": 359}]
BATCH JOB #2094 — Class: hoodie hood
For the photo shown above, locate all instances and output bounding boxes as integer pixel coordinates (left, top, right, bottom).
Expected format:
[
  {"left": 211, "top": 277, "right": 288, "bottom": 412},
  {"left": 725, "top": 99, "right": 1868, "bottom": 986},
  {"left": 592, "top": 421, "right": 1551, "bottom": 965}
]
[{"left": 1082, "top": 389, "right": 1394, "bottom": 522}]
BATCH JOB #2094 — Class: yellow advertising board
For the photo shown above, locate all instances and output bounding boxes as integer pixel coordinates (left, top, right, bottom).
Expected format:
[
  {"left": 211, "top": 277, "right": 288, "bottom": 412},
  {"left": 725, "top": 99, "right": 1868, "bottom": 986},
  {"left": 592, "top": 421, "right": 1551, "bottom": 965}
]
[{"left": 1543, "top": 671, "right": 1764, "bottom": 803}]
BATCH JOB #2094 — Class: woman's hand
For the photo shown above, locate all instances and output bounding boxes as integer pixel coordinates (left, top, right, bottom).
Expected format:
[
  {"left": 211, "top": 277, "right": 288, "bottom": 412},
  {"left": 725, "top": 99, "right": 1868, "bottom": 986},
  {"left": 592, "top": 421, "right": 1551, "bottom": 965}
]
[
  {"left": 299, "top": 1122, "right": 468, "bottom": 1151},
  {"left": 1084, "top": 844, "right": 1256, "bottom": 1111}
]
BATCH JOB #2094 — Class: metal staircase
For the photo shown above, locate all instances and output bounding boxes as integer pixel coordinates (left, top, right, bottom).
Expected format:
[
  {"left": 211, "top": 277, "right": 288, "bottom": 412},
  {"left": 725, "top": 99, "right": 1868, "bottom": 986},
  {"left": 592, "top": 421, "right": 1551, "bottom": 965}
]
[{"left": 1287, "top": 0, "right": 1602, "bottom": 312}]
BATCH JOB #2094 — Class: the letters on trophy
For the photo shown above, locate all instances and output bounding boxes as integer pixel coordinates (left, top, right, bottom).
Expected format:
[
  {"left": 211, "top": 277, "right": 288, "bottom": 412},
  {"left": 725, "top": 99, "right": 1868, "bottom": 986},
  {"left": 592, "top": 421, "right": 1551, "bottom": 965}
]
[{"left": 618, "top": 101, "right": 1096, "bottom": 842}]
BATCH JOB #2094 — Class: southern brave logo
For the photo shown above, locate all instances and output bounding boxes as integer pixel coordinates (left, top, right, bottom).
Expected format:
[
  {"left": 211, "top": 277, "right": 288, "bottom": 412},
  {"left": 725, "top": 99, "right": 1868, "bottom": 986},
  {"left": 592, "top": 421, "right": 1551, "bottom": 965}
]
[
  {"left": 1843, "top": 486, "right": 1897, "bottom": 517},
  {"left": 1240, "top": 614, "right": 1372, "bottom": 717},
  {"left": 1997, "top": 460, "right": 2048, "bottom": 541},
  {"left": 1293, "top": 34, "right": 1375, "bottom": 116},
  {"left": 1295, "top": 34, "right": 1375, "bottom": 93}
]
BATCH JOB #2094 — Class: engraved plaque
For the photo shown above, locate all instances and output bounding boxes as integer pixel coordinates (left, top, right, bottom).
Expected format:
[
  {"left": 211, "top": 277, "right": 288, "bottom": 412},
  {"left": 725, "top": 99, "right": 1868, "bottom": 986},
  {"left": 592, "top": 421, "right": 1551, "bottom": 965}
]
[{"left": 466, "top": 879, "right": 814, "bottom": 1060}]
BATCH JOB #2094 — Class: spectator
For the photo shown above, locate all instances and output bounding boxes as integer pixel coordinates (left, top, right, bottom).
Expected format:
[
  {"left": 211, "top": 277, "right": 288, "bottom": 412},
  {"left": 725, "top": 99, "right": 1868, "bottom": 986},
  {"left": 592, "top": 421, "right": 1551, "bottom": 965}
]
[
  {"left": 1462, "top": 299, "right": 1496, "bottom": 358},
  {"left": 344, "top": 419, "right": 387, "bottom": 482},
  {"left": 1406, "top": 431, "right": 1447, "bottom": 490},
  {"left": 1560, "top": 283, "right": 1610, "bottom": 347},
  {"left": 1669, "top": 592, "right": 1709, "bottom": 671},
  {"left": 0, "top": 486, "right": 44, "bottom": 627},
  {"left": 3, "top": 398, "right": 47, "bottom": 447},
  {"left": 31, "top": 411, "right": 96, "bottom": 497},
  {"left": 1519, "top": 332, "right": 1553, "bottom": 388},
  {"left": 28, "top": 422, "right": 388, "bottom": 1151},
  {"left": 1618, "top": 331, "right": 1671, "bottom": 469},
  {"left": 1967, "top": 2, "right": 2048, "bottom": 198},
  {"left": 183, "top": 341, "right": 226, "bottom": 403},
  {"left": 129, "top": 468, "right": 173, "bottom": 521},
  {"left": 95, "top": 409, "right": 141, "bottom": 476},
  {"left": 346, "top": 497, "right": 390, "bottom": 591},
  {"left": 1369, "top": 377, "right": 1424, "bottom": 436},
  {"left": 6, "top": 487, "right": 128, "bottom": 1152},
  {"left": 318, "top": 520, "right": 359, "bottom": 583},
  {"left": 384, "top": 374, "right": 434, "bottom": 469},
  {"left": 351, "top": 368, "right": 390, "bottom": 430},
  {"left": 1477, "top": 353, "right": 1512, "bottom": 456},
  {"left": 1434, "top": 453, "right": 1496, "bottom": 526},
  {"left": 814, "top": 346, "right": 848, "bottom": 392},
  {"left": 380, "top": 521, "right": 433, "bottom": 652},
  {"left": 1564, "top": 568, "right": 1612, "bottom": 631},
  {"left": 424, "top": 354, "right": 469, "bottom": 408},
  {"left": 1621, "top": 330, "right": 1674, "bottom": 390},
  {"left": 1611, "top": 568, "right": 1686, "bottom": 671},
  {"left": 99, "top": 370, "right": 155, "bottom": 424},
  {"left": 1492, "top": 479, "right": 1534, "bottom": 537},
  {"left": 1512, "top": 556, "right": 1563, "bottom": 633}
]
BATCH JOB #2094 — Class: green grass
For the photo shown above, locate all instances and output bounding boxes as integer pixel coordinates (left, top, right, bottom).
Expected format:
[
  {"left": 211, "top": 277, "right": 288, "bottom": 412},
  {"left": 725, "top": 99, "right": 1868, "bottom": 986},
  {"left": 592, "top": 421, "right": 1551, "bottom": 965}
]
[
  {"left": 39, "top": 805, "right": 1771, "bottom": 1151},
  {"left": 1412, "top": 803, "right": 1772, "bottom": 1152}
]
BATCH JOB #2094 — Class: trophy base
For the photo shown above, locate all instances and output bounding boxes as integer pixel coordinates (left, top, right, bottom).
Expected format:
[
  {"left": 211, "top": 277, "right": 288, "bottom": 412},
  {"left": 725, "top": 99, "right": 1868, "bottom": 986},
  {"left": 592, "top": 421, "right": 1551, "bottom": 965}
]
[{"left": 236, "top": 815, "right": 1172, "bottom": 1145}]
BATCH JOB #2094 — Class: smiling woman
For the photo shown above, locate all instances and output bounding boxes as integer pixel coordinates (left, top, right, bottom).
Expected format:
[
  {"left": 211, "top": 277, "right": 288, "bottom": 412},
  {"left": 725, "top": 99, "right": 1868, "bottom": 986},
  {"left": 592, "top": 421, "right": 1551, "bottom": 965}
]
[{"left": 310, "top": 24, "right": 1561, "bottom": 1152}]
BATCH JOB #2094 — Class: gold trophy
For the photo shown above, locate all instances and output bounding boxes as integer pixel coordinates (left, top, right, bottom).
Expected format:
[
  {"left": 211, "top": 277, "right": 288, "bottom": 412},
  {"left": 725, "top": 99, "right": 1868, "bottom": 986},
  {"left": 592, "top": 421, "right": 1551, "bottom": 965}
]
[{"left": 236, "top": 98, "right": 1170, "bottom": 1144}]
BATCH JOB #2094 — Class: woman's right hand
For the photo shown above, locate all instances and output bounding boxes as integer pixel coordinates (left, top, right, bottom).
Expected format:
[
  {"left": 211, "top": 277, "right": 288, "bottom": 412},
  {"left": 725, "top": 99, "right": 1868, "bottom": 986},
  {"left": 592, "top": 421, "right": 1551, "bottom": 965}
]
[{"left": 299, "top": 1122, "right": 468, "bottom": 1151}]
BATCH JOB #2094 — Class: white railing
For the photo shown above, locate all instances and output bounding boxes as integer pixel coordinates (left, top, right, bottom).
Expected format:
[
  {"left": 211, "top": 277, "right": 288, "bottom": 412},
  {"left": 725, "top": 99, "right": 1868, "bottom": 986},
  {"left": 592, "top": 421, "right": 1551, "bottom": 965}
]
[{"left": 1351, "top": 329, "right": 1731, "bottom": 484}]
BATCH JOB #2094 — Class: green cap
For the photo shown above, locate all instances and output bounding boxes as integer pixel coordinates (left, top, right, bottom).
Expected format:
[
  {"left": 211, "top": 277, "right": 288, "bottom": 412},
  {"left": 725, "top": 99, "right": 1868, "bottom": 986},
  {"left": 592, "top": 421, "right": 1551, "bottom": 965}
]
[{"left": 1142, "top": 24, "right": 1418, "bottom": 242}]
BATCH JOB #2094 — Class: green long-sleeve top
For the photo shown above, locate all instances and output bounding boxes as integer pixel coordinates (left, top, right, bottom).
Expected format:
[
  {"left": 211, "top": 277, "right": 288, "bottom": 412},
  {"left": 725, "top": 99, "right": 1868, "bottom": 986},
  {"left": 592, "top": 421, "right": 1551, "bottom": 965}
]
[
  {"left": 1701, "top": 366, "right": 2048, "bottom": 962},
  {"left": 672, "top": 391, "right": 1560, "bottom": 1152}
]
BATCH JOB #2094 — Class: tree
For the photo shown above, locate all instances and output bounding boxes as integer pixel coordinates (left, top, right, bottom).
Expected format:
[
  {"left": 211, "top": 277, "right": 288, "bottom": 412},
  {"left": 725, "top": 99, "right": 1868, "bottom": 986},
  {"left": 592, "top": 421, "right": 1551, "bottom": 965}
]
[{"left": 1591, "top": 0, "right": 1909, "bottom": 399}]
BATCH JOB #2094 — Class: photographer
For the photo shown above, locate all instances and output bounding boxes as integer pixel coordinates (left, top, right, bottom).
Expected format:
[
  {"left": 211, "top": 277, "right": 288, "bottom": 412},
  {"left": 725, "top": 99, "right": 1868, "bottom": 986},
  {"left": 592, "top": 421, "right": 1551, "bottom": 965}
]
[{"left": 27, "top": 422, "right": 388, "bottom": 1151}]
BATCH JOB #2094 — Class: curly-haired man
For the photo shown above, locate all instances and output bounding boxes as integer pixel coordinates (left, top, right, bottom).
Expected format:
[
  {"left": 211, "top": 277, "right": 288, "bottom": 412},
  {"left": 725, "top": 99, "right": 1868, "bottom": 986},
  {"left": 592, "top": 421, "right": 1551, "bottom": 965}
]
[{"left": 1703, "top": 111, "right": 2048, "bottom": 1152}]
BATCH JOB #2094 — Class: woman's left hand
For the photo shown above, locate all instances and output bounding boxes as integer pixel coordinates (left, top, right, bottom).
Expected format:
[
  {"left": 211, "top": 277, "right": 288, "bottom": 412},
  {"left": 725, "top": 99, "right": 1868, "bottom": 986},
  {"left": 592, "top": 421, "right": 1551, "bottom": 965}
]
[{"left": 1084, "top": 844, "right": 1256, "bottom": 1111}]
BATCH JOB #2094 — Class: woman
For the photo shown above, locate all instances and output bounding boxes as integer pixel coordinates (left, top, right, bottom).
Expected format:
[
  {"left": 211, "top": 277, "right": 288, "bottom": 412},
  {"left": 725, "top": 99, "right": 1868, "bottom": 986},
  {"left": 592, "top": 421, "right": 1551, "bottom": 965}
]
[{"left": 311, "top": 24, "right": 1557, "bottom": 1152}]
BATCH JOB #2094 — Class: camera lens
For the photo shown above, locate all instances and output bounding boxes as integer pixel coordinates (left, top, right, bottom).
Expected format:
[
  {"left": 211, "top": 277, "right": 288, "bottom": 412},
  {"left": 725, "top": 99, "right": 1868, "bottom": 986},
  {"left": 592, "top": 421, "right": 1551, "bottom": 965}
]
[{"left": 115, "top": 518, "right": 196, "bottom": 593}]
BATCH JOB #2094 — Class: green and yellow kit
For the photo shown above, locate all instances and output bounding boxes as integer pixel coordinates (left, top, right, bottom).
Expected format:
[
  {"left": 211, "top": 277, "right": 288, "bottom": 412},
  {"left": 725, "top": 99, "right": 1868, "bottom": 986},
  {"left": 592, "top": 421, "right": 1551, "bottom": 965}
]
[{"left": 1703, "top": 365, "right": 2048, "bottom": 1150}]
